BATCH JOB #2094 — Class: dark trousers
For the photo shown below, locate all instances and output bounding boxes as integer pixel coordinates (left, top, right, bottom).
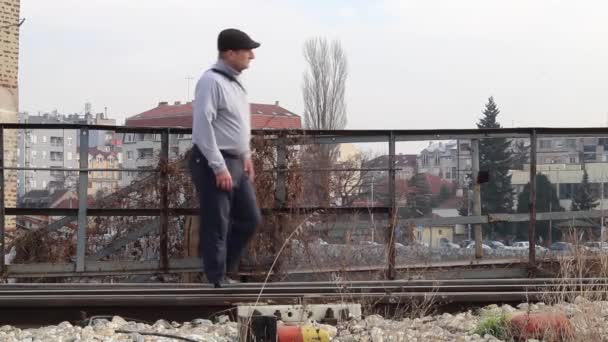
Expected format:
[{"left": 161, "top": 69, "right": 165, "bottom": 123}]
[{"left": 189, "top": 146, "right": 261, "bottom": 284}]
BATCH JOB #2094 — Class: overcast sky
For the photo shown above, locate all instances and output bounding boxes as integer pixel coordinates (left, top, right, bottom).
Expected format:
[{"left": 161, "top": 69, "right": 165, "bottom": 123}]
[{"left": 18, "top": 0, "right": 608, "bottom": 131}]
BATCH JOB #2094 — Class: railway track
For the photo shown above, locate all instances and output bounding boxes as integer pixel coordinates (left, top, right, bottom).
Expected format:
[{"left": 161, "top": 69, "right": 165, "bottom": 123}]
[
  {"left": 0, "top": 278, "right": 606, "bottom": 306},
  {"left": 0, "top": 278, "right": 605, "bottom": 327}
]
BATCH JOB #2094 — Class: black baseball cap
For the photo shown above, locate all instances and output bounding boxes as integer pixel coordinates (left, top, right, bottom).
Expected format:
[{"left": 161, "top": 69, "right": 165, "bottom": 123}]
[{"left": 217, "top": 28, "right": 261, "bottom": 52}]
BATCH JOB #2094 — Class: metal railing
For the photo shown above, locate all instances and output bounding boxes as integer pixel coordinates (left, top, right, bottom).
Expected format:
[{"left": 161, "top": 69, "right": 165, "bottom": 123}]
[{"left": 2, "top": 123, "right": 608, "bottom": 279}]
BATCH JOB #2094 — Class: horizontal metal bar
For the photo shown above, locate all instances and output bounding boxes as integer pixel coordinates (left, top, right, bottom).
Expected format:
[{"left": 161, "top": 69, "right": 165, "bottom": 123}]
[
  {"left": 6, "top": 257, "right": 202, "bottom": 277},
  {"left": 2, "top": 123, "right": 183, "bottom": 134},
  {"left": 5, "top": 124, "right": 608, "bottom": 139},
  {"left": 395, "top": 132, "right": 531, "bottom": 141},
  {"left": 264, "top": 167, "right": 401, "bottom": 173},
  {"left": 7, "top": 206, "right": 606, "bottom": 225},
  {"left": 1, "top": 167, "right": 157, "bottom": 172},
  {"left": 6, "top": 207, "right": 392, "bottom": 217},
  {"left": 6, "top": 208, "right": 161, "bottom": 216}
]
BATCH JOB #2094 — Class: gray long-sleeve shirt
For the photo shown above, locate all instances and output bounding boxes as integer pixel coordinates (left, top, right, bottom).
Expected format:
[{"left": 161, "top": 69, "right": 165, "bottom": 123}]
[{"left": 192, "top": 60, "right": 251, "bottom": 174}]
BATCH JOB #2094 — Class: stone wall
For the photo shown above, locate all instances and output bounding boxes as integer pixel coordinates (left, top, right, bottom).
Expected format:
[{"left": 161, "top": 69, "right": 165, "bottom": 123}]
[{"left": 0, "top": 0, "right": 21, "bottom": 231}]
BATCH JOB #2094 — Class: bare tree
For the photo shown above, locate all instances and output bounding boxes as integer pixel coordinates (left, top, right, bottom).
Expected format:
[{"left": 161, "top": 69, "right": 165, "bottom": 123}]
[
  {"left": 301, "top": 37, "right": 348, "bottom": 206},
  {"left": 302, "top": 37, "right": 348, "bottom": 130}
]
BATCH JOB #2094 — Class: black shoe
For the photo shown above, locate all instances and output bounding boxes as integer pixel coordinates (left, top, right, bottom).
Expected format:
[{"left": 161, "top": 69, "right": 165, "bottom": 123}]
[{"left": 213, "top": 282, "right": 222, "bottom": 288}]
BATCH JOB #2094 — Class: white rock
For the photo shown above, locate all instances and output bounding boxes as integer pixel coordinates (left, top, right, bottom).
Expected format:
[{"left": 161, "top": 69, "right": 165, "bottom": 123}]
[
  {"left": 57, "top": 321, "right": 72, "bottom": 329},
  {"left": 192, "top": 318, "right": 213, "bottom": 327},
  {"left": 130, "top": 332, "right": 145, "bottom": 342},
  {"left": 153, "top": 319, "right": 172, "bottom": 330},
  {"left": 217, "top": 315, "right": 230, "bottom": 324},
  {"left": 110, "top": 316, "right": 127, "bottom": 327},
  {"left": 501, "top": 304, "right": 516, "bottom": 314},
  {"left": 370, "top": 327, "right": 384, "bottom": 342}
]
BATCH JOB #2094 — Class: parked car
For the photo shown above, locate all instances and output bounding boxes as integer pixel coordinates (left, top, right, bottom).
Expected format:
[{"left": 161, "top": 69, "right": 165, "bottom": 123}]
[
  {"left": 361, "top": 241, "right": 381, "bottom": 246},
  {"left": 459, "top": 239, "right": 473, "bottom": 248},
  {"left": 466, "top": 242, "right": 492, "bottom": 252},
  {"left": 549, "top": 241, "right": 574, "bottom": 252},
  {"left": 584, "top": 241, "right": 608, "bottom": 252},
  {"left": 511, "top": 241, "right": 547, "bottom": 253},
  {"left": 484, "top": 240, "right": 506, "bottom": 249},
  {"left": 441, "top": 242, "right": 460, "bottom": 249}
]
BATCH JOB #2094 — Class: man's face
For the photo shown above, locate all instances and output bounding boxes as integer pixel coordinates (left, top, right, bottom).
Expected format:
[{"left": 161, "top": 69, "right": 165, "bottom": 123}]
[{"left": 224, "top": 49, "right": 255, "bottom": 71}]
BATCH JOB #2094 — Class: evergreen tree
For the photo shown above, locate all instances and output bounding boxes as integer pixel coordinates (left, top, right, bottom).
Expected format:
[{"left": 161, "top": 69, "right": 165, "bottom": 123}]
[
  {"left": 477, "top": 97, "right": 514, "bottom": 236},
  {"left": 571, "top": 169, "right": 599, "bottom": 211},
  {"left": 511, "top": 140, "right": 530, "bottom": 170},
  {"left": 406, "top": 173, "right": 432, "bottom": 217},
  {"left": 439, "top": 184, "right": 452, "bottom": 203},
  {"left": 516, "top": 174, "right": 564, "bottom": 241}
]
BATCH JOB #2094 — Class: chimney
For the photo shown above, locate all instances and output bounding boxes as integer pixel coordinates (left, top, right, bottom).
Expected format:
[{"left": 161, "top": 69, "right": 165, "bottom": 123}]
[
  {"left": 174, "top": 101, "right": 181, "bottom": 105},
  {"left": 274, "top": 100, "right": 279, "bottom": 106},
  {"left": 158, "top": 101, "right": 168, "bottom": 107}
]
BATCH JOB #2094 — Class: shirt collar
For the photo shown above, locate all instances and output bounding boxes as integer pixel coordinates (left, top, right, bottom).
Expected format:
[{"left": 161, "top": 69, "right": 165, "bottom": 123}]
[{"left": 214, "top": 59, "right": 240, "bottom": 77}]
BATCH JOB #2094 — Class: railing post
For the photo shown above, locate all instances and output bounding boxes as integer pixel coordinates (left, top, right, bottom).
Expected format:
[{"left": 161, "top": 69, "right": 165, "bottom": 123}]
[
  {"left": 0, "top": 125, "right": 5, "bottom": 274},
  {"left": 159, "top": 129, "right": 170, "bottom": 272},
  {"left": 275, "top": 136, "right": 287, "bottom": 209},
  {"left": 273, "top": 135, "right": 288, "bottom": 276},
  {"left": 471, "top": 139, "right": 483, "bottom": 259},
  {"left": 387, "top": 131, "right": 396, "bottom": 280},
  {"left": 76, "top": 128, "right": 89, "bottom": 272},
  {"left": 529, "top": 129, "right": 537, "bottom": 270}
]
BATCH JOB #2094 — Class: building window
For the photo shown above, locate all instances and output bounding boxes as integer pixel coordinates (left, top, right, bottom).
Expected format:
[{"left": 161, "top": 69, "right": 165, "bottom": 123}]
[
  {"left": 67, "top": 152, "right": 73, "bottom": 161},
  {"left": 422, "top": 154, "right": 429, "bottom": 167},
  {"left": 30, "top": 135, "right": 37, "bottom": 144},
  {"left": 570, "top": 156, "right": 576, "bottom": 164},
  {"left": 50, "top": 136, "right": 64, "bottom": 147},
  {"left": 42, "top": 136, "right": 47, "bottom": 143},
  {"left": 41, "top": 151, "right": 46, "bottom": 160},
  {"left": 434, "top": 154, "right": 440, "bottom": 165},
  {"left": 50, "top": 151, "right": 63, "bottom": 161},
  {"left": 559, "top": 183, "right": 579, "bottom": 200},
  {"left": 566, "top": 139, "right": 577, "bottom": 149},
  {"left": 42, "top": 180, "right": 47, "bottom": 188},
  {"left": 539, "top": 140, "right": 551, "bottom": 149},
  {"left": 31, "top": 150, "right": 37, "bottom": 159},
  {"left": 584, "top": 145, "right": 597, "bottom": 161},
  {"left": 137, "top": 148, "right": 154, "bottom": 160},
  {"left": 438, "top": 229, "right": 443, "bottom": 235},
  {"left": 50, "top": 167, "right": 63, "bottom": 177},
  {"left": 127, "top": 151, "right": 134, "bottom": 160},
  {"left": 67, "top": 136, "right": 73, "bottom": 145}
]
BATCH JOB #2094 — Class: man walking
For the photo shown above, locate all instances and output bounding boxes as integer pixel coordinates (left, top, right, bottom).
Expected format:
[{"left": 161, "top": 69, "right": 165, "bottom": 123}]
[{"left": 189, "top": 28, "right": 262, "bottom": 288}]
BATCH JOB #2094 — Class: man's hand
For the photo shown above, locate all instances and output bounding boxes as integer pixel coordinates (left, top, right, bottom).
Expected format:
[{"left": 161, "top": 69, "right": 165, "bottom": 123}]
[
  {"left": 243, "top": 158, "right": 255, "bottom": 181},
  {"left": 215, "top": 169, "right": 233, "bottom": 191}
]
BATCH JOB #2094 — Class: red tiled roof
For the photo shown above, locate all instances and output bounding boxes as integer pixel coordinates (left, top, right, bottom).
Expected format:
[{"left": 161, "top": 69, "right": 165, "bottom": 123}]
[{"left": 126, "top": 102, "right": 302, "bottom": 130}]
